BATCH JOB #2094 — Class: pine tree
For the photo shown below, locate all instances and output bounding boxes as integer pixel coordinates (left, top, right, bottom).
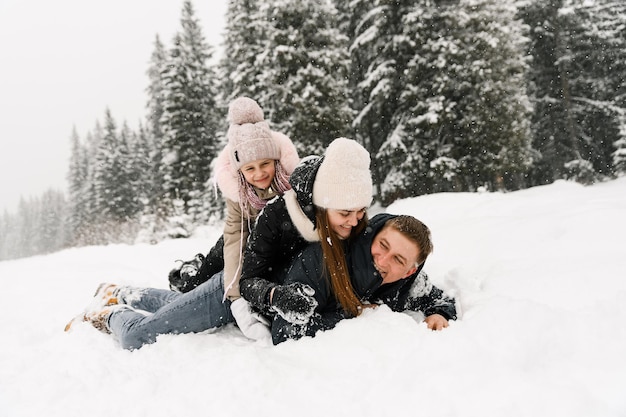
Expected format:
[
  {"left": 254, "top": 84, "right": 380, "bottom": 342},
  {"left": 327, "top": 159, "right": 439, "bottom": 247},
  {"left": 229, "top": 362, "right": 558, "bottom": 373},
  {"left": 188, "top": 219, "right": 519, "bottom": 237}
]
[
  {"left": 562, "top": 0, "right": 626, "bottom": 179},
  {"left": 92, "top": 110, "right": 138, "bottom": 228},
  {"left": 67, "top": 127, "right": 88, "bottom": 244},
  {"left": 369, "top": 0, "right": 532, "bottom": 202},
  {"left": 131, "top": 122, "right": 156, "bottom": 208},
  {"left": 38, "top": 189, "right": 68, "bottom": 254},
  {"left": 614, "top": 137, "right": 626, "bottom": 174},
  {"left": 519, "top": 0, "right": 570, "bottom": 184},
  {"left": 145, "top": 35, "right": 168, "bottom": 213},
  {"left": 347, "top": 0, "right": 416, "bottom": 198},
  {"left": 146, "top": 35, "right": 167, "bottom": 147},
  {"left": 0, "top": 190, "right": 68, "bottom": 260},
  {"left": 256, "top": 0, "right": 353, "bottom": 157},
  {"left": 430, "top": 0, "right": 532, "bottom": 192},
  {"left": 92, "top": 109, "right": 117, "bottom": 224},
  {"left": 520, "top": 0, "right": 626, "bottom": 184},
  {"left": 16, "top": 197, "right": 40, "bottom": 258},
  {"left": 0, "top": 210, "right": 11, "bottom": 260},
  {"left": 220, "top": 0, "right": 266, "bottom": 102},
  {"left": 117, "top": 122, "right": 142, "bottom": 219},
  {"left": 159, "top": 0, "right": 221, "bottom": 227},
  {"left": 83, "top": 122, "right": 103, "bottom": 242}
]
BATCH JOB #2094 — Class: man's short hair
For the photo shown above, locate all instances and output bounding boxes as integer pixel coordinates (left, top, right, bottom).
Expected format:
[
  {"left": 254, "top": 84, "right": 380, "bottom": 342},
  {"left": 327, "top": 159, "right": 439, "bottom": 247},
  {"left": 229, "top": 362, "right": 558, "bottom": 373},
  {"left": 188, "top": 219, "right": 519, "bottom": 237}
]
[{"left": 384, "top": 215, "right": 433, "bottom": 266}]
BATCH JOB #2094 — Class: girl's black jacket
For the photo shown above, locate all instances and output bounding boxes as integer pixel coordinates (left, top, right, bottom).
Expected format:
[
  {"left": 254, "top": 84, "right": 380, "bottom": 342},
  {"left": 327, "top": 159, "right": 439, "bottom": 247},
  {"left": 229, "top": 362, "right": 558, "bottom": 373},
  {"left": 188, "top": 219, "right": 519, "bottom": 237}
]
[{"left": 271, "top": 213, "right": 457, "bottom": 344}]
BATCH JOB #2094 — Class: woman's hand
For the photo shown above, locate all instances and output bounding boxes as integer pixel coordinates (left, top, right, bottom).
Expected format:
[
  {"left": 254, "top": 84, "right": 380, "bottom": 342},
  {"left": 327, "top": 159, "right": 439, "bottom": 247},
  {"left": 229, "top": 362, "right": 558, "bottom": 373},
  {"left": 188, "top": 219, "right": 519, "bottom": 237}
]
[{"left": 270, "top": 283, "right": 318, "bottom": 324}]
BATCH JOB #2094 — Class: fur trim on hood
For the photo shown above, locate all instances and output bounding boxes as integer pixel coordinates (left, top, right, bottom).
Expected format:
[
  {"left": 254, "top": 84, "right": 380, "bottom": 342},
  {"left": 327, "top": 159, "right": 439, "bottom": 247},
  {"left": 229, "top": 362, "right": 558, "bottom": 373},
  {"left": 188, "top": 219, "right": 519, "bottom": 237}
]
[
  {"left": 283, "top": 189, "right": 319, "bottom": 242},
  {"left": 213, "top": 131, "right": 300, "bottom": 202}
]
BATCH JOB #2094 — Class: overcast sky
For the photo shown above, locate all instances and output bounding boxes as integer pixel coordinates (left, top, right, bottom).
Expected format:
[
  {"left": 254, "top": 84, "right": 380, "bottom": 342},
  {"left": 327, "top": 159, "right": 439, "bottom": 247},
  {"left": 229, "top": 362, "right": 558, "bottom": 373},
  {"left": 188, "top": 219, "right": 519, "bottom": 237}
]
[{"left": 0, "top": 0, "right": 228, "bottom": 214}]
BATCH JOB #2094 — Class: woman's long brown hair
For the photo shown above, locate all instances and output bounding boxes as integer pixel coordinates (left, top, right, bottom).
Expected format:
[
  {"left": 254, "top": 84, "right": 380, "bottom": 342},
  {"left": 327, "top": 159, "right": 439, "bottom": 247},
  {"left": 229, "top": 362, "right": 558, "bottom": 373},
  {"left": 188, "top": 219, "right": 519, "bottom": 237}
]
[{"left": 315, "top": 209, "right": 367, "bottom": 317}]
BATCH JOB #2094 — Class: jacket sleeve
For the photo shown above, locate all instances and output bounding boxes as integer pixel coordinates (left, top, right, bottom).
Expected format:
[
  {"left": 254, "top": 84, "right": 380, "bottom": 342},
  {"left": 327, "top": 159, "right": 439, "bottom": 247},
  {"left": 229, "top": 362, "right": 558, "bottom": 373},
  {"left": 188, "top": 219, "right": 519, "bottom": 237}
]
[
  {"left": 239, "top": 202, "right": 284, "bottom": 311},
  {"left": 222, "top": 199, "right": 253, "bottom": 300},
  {"left": 197, "top": 234, "right": 225, "bottom": 284},
  {"left": 270, "top": 244, "right": 347, "bottom": 344},
  {"left": 403, "top": 271, "right": 457, "bottom": 321},
  {"left": 177, "top": 236, "right": 224, "bottom": 293}
]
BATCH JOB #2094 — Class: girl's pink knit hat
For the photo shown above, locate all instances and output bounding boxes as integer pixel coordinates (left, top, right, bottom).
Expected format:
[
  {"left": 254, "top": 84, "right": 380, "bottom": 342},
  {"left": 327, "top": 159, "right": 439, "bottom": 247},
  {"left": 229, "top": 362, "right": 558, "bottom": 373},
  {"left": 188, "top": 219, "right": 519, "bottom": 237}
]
[{"left": 226, "top": 97, "right": 280, "bottom": 170}]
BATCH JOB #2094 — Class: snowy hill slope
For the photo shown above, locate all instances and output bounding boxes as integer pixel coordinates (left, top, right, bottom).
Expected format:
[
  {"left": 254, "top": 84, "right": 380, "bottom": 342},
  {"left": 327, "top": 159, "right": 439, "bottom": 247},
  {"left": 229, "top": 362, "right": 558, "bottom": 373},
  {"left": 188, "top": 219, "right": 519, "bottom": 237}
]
[{"left": 1, "top": 178, "right": 625, "bottom": 417}]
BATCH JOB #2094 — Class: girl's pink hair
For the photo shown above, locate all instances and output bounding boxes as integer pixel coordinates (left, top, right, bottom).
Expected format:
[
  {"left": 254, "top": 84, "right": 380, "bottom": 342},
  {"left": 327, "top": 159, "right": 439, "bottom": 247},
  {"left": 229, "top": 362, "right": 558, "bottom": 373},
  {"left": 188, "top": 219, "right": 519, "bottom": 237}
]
[{"left": 237, "top": 160, "right": 291, "bottom": 214}]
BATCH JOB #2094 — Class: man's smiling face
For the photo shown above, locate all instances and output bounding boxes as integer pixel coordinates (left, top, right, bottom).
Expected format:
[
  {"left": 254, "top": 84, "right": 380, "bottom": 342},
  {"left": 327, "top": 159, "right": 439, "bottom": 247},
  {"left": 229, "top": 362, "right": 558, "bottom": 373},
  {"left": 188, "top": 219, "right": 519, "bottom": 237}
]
[{"left": 371, "top": 226, "right": 419, "bottom": 284}]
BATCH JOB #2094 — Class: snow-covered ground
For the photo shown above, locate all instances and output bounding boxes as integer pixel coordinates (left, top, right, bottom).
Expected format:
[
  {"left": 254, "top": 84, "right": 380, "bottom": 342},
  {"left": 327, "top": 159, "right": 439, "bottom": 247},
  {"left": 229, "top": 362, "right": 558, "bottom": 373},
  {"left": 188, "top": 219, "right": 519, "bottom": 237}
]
[{"left": 2, "top": 178, "right": 625, "bottom": 417}]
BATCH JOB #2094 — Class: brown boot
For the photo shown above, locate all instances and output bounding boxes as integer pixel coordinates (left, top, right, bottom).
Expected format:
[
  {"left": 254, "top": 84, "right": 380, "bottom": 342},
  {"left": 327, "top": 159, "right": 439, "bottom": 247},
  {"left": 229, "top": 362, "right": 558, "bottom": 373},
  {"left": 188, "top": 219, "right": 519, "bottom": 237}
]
[
  {"left": 93, "top": 283, "right": 119, "bottom": 306},
  {"left": 64, "top": 283, "right": 119, "bottom": 332},
  {"left": 83, "top": 307, "right": 114, "bottom": 334}
]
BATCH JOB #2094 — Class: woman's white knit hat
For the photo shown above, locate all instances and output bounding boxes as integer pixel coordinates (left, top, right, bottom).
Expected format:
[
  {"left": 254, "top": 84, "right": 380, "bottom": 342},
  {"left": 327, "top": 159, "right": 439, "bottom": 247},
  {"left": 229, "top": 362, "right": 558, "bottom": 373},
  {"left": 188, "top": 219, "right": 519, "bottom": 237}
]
[
  {"left": 227, "top": 97, "right": 280, "bottom": 170},
  {"left": 312, "top": 137, "right": 373, "bottom": 210}
]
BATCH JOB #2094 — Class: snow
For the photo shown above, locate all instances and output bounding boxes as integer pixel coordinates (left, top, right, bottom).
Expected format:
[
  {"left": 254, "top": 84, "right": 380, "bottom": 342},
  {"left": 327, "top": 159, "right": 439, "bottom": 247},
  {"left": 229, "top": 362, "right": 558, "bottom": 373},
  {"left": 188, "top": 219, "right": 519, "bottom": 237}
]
[{"left": 2, "top": 178, "right": 626, "bottom": 417}]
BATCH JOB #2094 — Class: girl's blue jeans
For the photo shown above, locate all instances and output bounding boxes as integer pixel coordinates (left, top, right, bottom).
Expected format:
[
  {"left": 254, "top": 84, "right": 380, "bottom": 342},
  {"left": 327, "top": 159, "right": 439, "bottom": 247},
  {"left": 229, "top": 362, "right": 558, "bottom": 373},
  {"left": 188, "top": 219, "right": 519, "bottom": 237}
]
[{"left": 108, "top": 271, "right": 234, "bottom": 350}]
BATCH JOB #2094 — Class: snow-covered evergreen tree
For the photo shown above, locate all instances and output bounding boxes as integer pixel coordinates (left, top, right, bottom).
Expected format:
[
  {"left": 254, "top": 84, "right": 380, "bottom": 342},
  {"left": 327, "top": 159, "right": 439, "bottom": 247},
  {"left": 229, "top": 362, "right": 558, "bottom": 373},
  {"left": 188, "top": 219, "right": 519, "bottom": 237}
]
[
  {"left": 347, "top": 0, "right": 414, "bottom": 197},
  {"left": 80, "top": 122, "right": 104, "bottom": 244},
  {"left": 144, "top": 35, "right": 167, "bottom": 213},
  {"left": 220, "top": 0, "right": 266, "bottom": 102},
  {"left": 159, "top": 0, "right": 221, "bottom": 229},
  {"left": 0, "top": 210, "right": 12, "bottom": 260},
  {"left": 519, "top": 0, "right": 572, "bottom": 184},
  {"left": 117, "top": 122, "right": 142, "bottom": 219},
  {"left": 365, "top": 0, "right": 532, "bottom": 202},
  {"left": 0, "top": 190, "right": 68, "bottom": 260},
  {"left": 146, "top": 35, "right": 167, "bottom": 147},
  {"left": 13, "top": 197, "right": 38, "bottom": 258},
  {"left": 521, "top": 0, "right": 626, "bottom": 184},
  {"left": 90, "top": 111, "right": 137, "bottom": 233},
  {"left": 256, "top": 0, "right": 353, "bottom": 157},
  {"left": 67, "top": 127, "right": 89, "bottom": 244},
  {"left": 613, "top": 137, "right": 626, "bottom": 174},
  {"left": 37, "top": 189, "right": 68, "bottom": 254},
  {"left": 564, "top": 0, "right": 626, "bottom": 178},
  {"left": 130, "top": 122, "right": 156, "bottom": 210}
]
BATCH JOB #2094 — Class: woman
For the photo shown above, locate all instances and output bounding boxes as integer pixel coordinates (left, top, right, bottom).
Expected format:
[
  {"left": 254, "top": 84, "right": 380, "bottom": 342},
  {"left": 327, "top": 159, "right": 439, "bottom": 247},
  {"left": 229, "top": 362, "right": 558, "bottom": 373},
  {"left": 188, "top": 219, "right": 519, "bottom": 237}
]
[
  {"left": 271, "top": 213, "right": 458, "bottom": 344},
  {"left": 239, "top": 137, "right": 373, "bottom": 324}
]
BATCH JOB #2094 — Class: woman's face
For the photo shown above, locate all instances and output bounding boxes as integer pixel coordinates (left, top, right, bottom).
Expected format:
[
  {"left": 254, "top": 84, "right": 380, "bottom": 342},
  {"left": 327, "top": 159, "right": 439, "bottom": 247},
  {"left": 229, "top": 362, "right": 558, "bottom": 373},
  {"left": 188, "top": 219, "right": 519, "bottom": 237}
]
[
  {"left": 326, "top": 208, "right": 366, "bottom": 240},
  {"left": 240, "top": 159, "right": 276, "bottom": 190}
]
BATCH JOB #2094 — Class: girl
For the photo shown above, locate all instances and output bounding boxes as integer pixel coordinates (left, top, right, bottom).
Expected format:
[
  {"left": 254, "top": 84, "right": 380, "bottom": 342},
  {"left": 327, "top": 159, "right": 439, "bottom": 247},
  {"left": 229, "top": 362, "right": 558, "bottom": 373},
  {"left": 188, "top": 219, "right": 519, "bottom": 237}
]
[{"left": 214, "top": 97, "right": 299, "bottom": 302}]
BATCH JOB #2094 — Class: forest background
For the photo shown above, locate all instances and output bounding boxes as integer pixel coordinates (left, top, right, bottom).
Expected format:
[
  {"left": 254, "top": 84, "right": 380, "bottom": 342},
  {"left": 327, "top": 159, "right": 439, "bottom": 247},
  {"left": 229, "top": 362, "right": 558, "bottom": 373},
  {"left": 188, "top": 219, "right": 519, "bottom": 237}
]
[{"left": 1, "top": 0, "right": 625, "bottom": 260}]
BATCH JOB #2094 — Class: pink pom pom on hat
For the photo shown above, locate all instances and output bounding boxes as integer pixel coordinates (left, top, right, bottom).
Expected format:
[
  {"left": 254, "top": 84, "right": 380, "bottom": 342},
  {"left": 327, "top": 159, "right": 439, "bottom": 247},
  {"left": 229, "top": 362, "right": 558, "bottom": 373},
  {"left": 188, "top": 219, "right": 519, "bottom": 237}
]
[{"left": 226, "top": 97, "right": 281, "bottom": 170}]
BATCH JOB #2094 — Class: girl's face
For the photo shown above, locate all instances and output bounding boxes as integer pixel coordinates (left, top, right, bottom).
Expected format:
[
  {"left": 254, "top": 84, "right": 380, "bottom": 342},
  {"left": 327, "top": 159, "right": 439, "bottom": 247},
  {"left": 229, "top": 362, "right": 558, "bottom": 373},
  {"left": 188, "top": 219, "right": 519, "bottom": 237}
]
[
  {"left": 240, "top": 159, "right": 276, "bottom": 190},
  {"left": 326, "top": 208, "right": 366, "bottom": 240}
]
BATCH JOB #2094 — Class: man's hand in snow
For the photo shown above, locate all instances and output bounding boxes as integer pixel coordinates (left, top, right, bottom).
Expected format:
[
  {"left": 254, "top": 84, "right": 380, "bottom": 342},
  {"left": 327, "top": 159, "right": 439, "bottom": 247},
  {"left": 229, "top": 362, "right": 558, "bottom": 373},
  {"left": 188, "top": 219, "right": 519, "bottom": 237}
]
[{"left": 424, "top": 314, "right": 449, "bottom": 330}]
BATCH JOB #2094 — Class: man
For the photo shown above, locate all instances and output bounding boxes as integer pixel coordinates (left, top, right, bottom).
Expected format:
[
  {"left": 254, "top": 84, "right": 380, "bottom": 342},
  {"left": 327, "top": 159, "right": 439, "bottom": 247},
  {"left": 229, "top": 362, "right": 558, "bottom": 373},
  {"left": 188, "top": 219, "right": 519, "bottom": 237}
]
[{"left": 271, "top": 213, "right": 457, "bottom": 344}]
